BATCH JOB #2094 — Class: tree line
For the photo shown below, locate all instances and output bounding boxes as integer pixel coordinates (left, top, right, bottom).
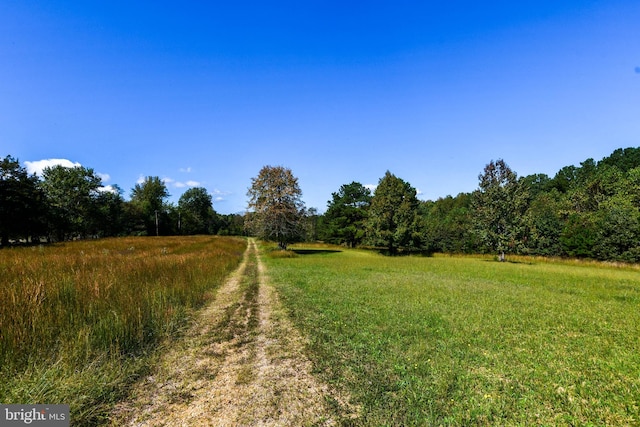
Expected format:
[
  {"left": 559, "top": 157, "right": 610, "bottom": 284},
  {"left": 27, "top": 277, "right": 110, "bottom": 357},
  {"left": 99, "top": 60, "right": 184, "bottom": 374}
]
[
  {"left": 0, "top": 156, "right": 244, "bottom": 245},
  {"left": 4, "top": 147, "right": 640, "bottom": 262},
  {"left": 248, "top": 147, "right": 640, "bottom": 262}
]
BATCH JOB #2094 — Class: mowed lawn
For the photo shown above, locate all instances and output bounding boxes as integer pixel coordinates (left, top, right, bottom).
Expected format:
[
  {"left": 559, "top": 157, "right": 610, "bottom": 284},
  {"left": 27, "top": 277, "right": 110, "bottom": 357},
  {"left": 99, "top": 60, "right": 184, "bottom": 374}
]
[{"left": 263, "top": 245, "right": 640, "bottom": 426}]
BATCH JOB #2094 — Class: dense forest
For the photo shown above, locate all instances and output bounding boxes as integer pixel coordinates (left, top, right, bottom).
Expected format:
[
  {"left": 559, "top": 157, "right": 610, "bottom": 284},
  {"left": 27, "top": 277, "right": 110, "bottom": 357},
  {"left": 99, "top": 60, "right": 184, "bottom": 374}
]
[
  {"left": 320, "top": 146, "right": 640, "bottom": 261},
  {"left": 2, "top": 147, "right": 640, "bottom": 262}
]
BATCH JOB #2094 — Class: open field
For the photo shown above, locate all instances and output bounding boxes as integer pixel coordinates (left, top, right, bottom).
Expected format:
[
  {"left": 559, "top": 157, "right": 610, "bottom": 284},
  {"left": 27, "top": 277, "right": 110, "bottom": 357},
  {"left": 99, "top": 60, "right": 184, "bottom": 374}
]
[
  {"left": 263, "top": 244, "right": 640, "bottom": 426},
  {"left": 0, "top": 236, "right": 246, "bottom": 425}
]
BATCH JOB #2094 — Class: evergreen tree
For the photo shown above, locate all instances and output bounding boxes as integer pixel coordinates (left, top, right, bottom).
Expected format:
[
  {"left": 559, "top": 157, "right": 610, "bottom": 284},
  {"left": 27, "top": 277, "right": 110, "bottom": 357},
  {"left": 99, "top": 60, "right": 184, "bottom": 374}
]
[
  {"left": 366, "top": 171, "right": 422, "bottom": 254},
  {"left": 323, "top": 181, "right": 372, "bottom": 247}
]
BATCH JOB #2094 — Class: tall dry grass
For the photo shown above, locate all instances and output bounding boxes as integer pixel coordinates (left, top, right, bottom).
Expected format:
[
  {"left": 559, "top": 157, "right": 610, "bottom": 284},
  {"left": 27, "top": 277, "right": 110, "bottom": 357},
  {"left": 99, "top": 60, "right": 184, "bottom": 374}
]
[{"left": 0, "top": 236, "right": 246, "bottom": 424}]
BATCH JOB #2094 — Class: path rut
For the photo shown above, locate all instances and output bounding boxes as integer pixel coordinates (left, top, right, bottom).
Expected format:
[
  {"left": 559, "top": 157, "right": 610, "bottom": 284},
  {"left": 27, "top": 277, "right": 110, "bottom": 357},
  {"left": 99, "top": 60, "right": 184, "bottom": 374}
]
[{"left": 113, "top": 238, "right": 353, "bottom": 426}]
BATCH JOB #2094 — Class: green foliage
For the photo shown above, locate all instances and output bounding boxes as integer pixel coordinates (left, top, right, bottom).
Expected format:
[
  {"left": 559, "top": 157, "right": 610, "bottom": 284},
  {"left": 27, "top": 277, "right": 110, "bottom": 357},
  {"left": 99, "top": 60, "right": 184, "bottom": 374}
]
[
  {"left": 178, "top": 187, "right": 216, "bottom": 235},
  {"left": 560, "top": 213, "right": 597, "bottom": 258},
  {"left": 366, "top": 171, "right": 423, "bottom": 254},
  {"left": 519, "top": 173, "right": 552, "bottom": 198},
  {"left": 472, "top": 159, "right": 528, "bottom": 258},
  {"left": 421, "top": 193, "right": 475, "bottom": 253},
  {"left": 130, "top": 176, "right": 171, "bottom": 236},
  {"left": 598, "top": 146, "right": 640, "bottom": 172},
  {"left": 0, "top": 156, "right": 46, "bottom": 245},
  {"left": 95, "top": 186, "right": 126, "bottom": 237},
  {"left": 40, "top": 165, "right": 105, "bottom": 240},
  {"left": 216, "top": 213, "right": 245, "bottom": 236},
  {"left": 322, "top": 181, "right": 371, "bottom": 247},
  {"left": 593, "top": 194, "right": 640, "bottom": 261},
  {"left": 522, "top": 190, "right": 564, "bottom": 256},
  {"left": 245, "top": 165, "right": 305, "bottom": 249}
]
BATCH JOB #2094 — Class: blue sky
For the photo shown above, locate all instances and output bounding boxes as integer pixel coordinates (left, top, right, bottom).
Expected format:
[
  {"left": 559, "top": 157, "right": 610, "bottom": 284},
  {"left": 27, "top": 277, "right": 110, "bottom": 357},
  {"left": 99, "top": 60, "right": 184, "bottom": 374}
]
[{"left": 2, "top": 1, "right": 639, "bottom": 213}]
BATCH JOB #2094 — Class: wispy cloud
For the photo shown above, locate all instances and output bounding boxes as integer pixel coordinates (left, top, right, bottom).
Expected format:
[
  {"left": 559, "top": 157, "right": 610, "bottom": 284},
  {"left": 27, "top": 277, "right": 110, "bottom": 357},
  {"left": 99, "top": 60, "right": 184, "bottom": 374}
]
[
  {"left": 211, "top": 188, "right": 231, "bottom": 203},
  {"left": 164, "top": 176, "right": 201, "bottom": 188},
  {"left": 24, "top": 158, "right": 81, "bottom": 176},
  {"left": 179, "top": 167, "right": 192, "bottom": 173}
]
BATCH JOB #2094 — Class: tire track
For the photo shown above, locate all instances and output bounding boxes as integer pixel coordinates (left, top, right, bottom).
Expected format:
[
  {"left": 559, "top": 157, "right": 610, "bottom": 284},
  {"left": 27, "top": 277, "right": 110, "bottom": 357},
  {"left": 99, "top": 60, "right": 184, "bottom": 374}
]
[{"left": 112, "top": 238, "right": 355, "bottom": 426}]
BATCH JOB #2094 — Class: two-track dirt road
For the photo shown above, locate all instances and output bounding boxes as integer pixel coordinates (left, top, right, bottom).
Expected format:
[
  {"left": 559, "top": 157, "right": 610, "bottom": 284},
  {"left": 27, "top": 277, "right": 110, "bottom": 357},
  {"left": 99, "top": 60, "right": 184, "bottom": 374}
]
[{"left": 113, "top": 238, "right": 357, "bottom": 426}]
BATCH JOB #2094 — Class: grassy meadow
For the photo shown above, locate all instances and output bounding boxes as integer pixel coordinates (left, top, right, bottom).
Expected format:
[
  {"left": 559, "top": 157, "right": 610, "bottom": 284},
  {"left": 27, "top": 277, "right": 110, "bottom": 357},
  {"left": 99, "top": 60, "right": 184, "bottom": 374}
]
[
  {"left": 0, "top": 236, "right": 246, "bottom": 425},
  {"left": 263, "top": 244, "right": 640, "bottom": 426}
]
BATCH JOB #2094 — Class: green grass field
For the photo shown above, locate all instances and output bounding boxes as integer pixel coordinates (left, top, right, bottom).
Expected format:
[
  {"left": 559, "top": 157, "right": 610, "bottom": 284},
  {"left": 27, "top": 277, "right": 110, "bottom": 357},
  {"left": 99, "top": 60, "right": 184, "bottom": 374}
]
[
  {"left": 0, "top": 236, "right": 246, "bottom": 425},
  {"left": 263, "top": 244, "right": 640, "bottom": 426}
]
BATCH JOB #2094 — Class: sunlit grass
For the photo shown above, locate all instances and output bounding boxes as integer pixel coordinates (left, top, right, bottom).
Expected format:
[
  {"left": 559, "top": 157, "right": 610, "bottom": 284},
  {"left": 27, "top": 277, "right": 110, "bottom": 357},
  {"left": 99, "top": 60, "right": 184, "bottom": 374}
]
[
  {"left": 264, "top": 243, "right": 640, "bottom": 425},
  {"left": 0, "top": 236, "right": 246, "bottom": 425}
]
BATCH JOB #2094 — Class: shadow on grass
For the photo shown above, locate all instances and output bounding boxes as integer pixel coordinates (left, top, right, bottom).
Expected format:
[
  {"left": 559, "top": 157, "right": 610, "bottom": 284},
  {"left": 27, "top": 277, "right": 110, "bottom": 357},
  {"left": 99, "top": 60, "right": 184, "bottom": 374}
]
[
  {"left": 292, "top": 249, "right": 342, "bottom": 256},
  {"left": 375, "top": 249, "right": 433, "bottom": 257},
  {"left": 481, "top": 258, "right": 534, "bottom": 265}
]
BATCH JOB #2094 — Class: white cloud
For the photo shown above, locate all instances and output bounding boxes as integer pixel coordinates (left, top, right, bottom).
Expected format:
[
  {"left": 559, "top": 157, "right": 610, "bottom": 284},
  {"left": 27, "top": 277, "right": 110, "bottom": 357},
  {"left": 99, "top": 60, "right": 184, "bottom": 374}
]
[
  {"left": 364, "top": 184, "right": 377, "bottom": 193},
  {"left": 25, "top": 158, "right": 114, "bottom": 187},
  {"left": 179, "top": 167, "right": 192, "bottom": 173},
  {"left": 206, "top": 189, "right": 231, "bottom": 204},
  {"left": 162, "top": 177, "right": 202, "bottom": 189},
  {"left": 212, "top": 188, "right": 231, "bottom": 196},
  {"left": 136, "top": 175, "right": 146, "bottom": 184},
  {"left": 98, "top": 185, "right": 118, "bottom": 194},
  {"left": 24, "top": 158, "right": 81, "bottom": 176}
]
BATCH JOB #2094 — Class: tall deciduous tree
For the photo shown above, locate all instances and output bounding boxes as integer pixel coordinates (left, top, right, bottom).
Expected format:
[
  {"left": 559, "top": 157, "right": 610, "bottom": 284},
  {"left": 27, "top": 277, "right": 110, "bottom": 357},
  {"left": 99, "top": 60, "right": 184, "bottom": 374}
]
[
  {"left": 41, "top": 165, "right": 103, "bottom": 240},
  {"left": 472, "top": 159, "right": 528, "bottom": 260},
  {"left": 246, "top": 165, "right": 305, "bottom": 249},
  {"left": 178, "top": 187, "right": 216, "bottom": 235},
  {"left": 366, "top": 171, "right": 422, "bottom": 255},
  {"left": 323, "top": 181, "right": 372, "bottom": 247},
  {"left": 130, "top": 176, "right": 170, "bottom": 236}
]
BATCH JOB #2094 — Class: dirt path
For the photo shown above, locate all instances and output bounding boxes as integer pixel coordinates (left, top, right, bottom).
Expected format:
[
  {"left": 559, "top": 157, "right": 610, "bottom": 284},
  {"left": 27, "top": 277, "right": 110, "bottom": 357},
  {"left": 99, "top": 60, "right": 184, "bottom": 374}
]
[{"left": 112, "top": 238, "right": 355, "bottom": 426}]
